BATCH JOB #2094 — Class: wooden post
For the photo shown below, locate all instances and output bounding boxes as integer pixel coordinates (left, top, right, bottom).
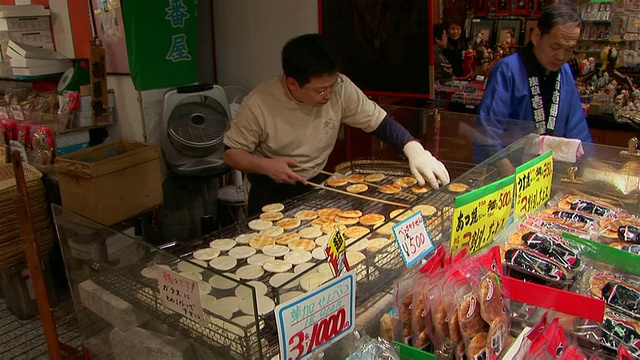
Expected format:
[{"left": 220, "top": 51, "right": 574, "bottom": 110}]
[{"left": 11, "top": 151, "right": 63, "bottom": 360}]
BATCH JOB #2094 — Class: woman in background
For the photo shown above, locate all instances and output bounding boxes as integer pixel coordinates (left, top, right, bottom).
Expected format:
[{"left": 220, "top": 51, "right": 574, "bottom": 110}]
[{"left": 443, "top": 18, "right": 466, "bottom": 77}]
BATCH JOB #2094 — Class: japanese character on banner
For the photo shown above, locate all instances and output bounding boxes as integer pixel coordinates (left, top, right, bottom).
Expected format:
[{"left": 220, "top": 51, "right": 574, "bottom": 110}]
[
  {"left": 528, "top": 77, "right": 539, "bottom": 87},
  {"left": 532, "top": 95, "right": 543, "bottom": 110},
  {"left": 167, "top": 34, "right": 192, "bottom": 62},
  {"left": 165, "top": 0, "right": 190, "bottom": 27}
]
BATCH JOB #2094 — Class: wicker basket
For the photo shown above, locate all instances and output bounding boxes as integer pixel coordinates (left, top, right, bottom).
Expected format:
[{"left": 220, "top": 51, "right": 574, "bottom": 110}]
[{"left": 0, "top": 164, "right": 54, "bottom": 269}]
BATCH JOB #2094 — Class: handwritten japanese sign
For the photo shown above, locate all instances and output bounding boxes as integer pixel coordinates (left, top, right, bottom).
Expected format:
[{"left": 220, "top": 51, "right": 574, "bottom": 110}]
[
  {"left": 515, "top": 150, "right": 553, "bottom": 217},
  {"left": 451, "top": 175, "right": 515, "bottom": 253},
  {"left": 156, "top": 267, "right": 204, "bottom": 323},
  {"left": 392, "top": 212, "right": 434, "bottom": 267},
  {"left": 275, "top": 272, "right": 355, "bottom": 360},
  {"left": 327, "top": 226, "right": 349, "bottom": 277}
]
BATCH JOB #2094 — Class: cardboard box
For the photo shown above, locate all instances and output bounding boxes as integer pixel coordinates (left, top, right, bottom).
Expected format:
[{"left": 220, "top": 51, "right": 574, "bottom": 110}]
[{"left": 54, "top": 140, "right": 163, "bottom": 225}]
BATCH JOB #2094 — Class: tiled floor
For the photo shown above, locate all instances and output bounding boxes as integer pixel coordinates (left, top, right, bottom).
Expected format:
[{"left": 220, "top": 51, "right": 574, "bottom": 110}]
[{"left": 0, "top": 293, "right": 82, "bottom": 359}]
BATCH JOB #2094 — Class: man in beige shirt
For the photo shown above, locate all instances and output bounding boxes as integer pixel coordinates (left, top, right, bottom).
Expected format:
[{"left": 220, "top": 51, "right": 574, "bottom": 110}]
[{"left": 224, "top": 34, "right": 449, "bottom": 215}]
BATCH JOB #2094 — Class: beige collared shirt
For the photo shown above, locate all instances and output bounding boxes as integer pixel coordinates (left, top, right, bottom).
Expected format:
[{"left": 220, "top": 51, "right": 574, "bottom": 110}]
[{"left": 224, "top": 74, "right": 386, "bottom": 178}]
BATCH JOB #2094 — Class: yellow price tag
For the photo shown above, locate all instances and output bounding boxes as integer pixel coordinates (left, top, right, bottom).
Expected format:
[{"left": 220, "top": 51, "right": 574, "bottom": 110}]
[
  {"left": 450, "top": 175, "right": 514, "bottom": 253},
  {"left": 327, "top": 227, "right": 348, "bottom": 276},
  {"left": 515, "top": 150, "right": 553, "bottom": 217}
]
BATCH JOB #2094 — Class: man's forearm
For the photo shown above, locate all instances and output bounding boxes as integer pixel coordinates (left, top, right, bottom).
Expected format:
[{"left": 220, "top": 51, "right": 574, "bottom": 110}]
[
  {"left": 223, "top": 148, "right": 268, "bottom": 175},
  {"left": 371, "top": 114, "right": 415, "bottom": 151}
]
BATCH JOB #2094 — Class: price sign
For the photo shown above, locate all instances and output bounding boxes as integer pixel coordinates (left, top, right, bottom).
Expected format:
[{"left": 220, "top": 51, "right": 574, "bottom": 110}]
[
  {"left": 275, "top": 272, "right": 355, "bottom": 360},
  {"left": 326, "top": 227, "right": 349, "bottom": 277},
  {"left": 450, "top": 175, "right": 515, "bottom": 253},
  {"left": 392, "top": 211, "right": 434, "bottom": 267},
  {"left": 156, "top": 267, "right": 204, "bottom": 323},
  {"left": 515, "top": 150, "right": 553, "bottom": 217}
]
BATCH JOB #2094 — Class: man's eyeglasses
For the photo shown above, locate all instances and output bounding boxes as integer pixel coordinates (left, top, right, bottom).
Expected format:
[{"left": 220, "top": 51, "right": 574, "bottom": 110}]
[{"left": 309, "top": 76, "right": 344, "bottom": 100}]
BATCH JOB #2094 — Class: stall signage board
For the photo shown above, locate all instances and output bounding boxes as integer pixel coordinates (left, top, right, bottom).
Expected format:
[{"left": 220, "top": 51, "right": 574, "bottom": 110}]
[
  {"left": 450, "top": 175, "right": 515, "bottom": 253},
  {"left": 515, "top": 150, "right": 553, "bottom": 217},
  {"left": 393, "top": 211, "right": 434, "bottom": 267},
  {"left": 156, "top": 267, "right": 204, "bottom": 323},
  {"left": 326, "top": 227, "right": 349, "bottom": 277},
  {"left": 275, "top": 272, "right": 355, "bottom": 360}
]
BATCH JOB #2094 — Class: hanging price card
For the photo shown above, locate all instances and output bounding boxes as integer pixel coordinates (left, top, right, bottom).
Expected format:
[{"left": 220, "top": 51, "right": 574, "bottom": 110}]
[
  {"left": 326, "top": 226, "right": 349, "bottom": 277},
  {"left": 392, "top": 211, "right": 434, "bottom": 267},
  {"left": 515, "top": 150, "right": 553, "bottom": 217},
  {"left": 157, "top": 267, "right": 204, "bottom": 323},
  {"left": 275, "top": 272, "right": 355, "bottom": 360},
  {"left": 450, "top": 174, "right": 515, "bottom": 253}
]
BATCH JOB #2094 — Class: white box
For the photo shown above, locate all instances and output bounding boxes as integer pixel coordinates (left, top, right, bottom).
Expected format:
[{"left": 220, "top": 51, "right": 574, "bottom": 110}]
[
  {"left": 0, "top": 30, "right": 53, "bottom": 45},
  {"left": 72, "top": 111, "right": 93, "bottom": 128},
  {"left": 0, "top": 16, "right": 50, "bottom": 31},
  {"left": 56, "top": 129, "right": 89, "bottom": 155}
]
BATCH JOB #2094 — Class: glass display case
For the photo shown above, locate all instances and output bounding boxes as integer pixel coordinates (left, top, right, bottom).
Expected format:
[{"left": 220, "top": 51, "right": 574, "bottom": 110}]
[{"left": 52, "top": 106, "right": 640, "bottom": 358}]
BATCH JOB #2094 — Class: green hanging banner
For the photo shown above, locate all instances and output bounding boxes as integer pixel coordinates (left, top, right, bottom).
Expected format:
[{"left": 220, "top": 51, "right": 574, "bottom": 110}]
[{"left": 121, "top": 0, "right": 198, "bottom": 90}]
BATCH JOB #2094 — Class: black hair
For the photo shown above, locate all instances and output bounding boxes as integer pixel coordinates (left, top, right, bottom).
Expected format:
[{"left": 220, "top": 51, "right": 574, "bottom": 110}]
[
  {"left": 537, "top": 1, "right": 582, "bottom": 36},
  {"left": 434, "top": 23, "right": 446, "bottom": 41},
  {"left": 281, "top": 33, "right": 341, "bottom": 86},
  {"left": 444, "top": 17, "right": 462, "bottom": 29}
]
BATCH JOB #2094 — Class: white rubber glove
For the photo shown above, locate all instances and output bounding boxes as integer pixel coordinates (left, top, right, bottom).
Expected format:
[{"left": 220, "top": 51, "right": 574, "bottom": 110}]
[{"left": 403, "top": 141, "right": 450, "bottom": 188}]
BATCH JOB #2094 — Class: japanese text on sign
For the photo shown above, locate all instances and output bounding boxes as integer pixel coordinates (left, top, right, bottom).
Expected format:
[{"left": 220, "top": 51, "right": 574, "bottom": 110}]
[
  {"left": 392, "top": 211, "right": 434, "bottom": 267},
  {"left": 515, "top": 150, "right": 553, "bottom": 217},
  {"left": 156, "top": 267, "right": 204, "bottom": 323},
  {"left": 276, "top": 272, "right": 356, "bottom": 360},
  {"left": 327, "top": 227, "right": 349, "bottom": 277},
  {"left": 451, "top": 175, "right": 515, "bottom": 253},
  {"left": 165, "top": 0, "right": 192, "bottom": 62}
]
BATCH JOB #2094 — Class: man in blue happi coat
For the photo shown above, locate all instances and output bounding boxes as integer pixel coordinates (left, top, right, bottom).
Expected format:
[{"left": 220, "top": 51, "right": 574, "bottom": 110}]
[{"left": 475, "top": 1, "right": 592, "bottom": 163}]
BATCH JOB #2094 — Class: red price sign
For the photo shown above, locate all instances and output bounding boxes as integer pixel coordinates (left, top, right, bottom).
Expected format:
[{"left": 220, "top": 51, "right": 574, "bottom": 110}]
[
  {"left": 515, "top": 150, "right": 553, "bottom": 217},
  {"left": 275, "top": 272, "right": 355, "bottom": 360},
  {"left": 392, "top": 211, "right": 434, "bottom": 267}
]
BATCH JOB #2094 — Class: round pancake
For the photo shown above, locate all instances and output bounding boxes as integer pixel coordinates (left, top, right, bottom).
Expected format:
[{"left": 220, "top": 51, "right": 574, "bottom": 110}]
[
  {"left": 280, "top": 291, "right": 305, "bottom": 303},
  {"left": 346, "top": 250, "right": 366, "bottom": 266},
  {"left": 338, "top": 210, "right": 363, "bottom": 218},
  {"left": 141, "top": 264, "right": 170, "bottom": 279},
  {"left": 205, "top": 296, "right": 238, "bottom": 319},
  {"left": 262, "top": 259, "right": 293, "bottom": 273},
  {"left": 261, "top": 203, "right": 285, "bottom": 213},
  {"left": 275, "top": 232, "right": 301, "bottom": 245},
  {"left": 235, "top": 233, "right": 257, "bottom": 244},
  {"left": 360, "top": 213, "right": 386, "bottom": 226},
  {"left": 246, "top": 253, "right": 275, "bottom": 266},
  {"left": 312, "top": 217, "right": 335, "bottom": 227},
  {"left": 346, "top": 184, "right": 368, "bottom": 193},
  {"left": 239, "top": 296, "right": 275, "bottom": 316},
  {"left": 177, "top": 260, "right": 206, "bottom": 273},
  {"left": 326, "top": 178, "right": 348, "bottom": 187},
  {"left": 193, "top": 248, "right": 221, "bottom": 261},
  {"left": 294, "top": 262, "right": 316, "bottom": 274},
  {"left": 344, "top": 226, "right": 371, "bottom": 239},
  {"left": 411, "top": 185, "right": 431, "bottom": 194},
  {"left": 269, "top": 272, "right": 299, "bottom": 289},
  {"left": 295, "top": 210, "right": 318, "bottom": 221},
  {"left": 312, "top": 247, "right": 328, "bottom": 260},
  {"left": 345, "top": 174, "right": 365, "bottom": 183},
  {"left": 389, "top": 209, "right": 415, "bottom": 221},
  {"left": 262, "top": 244, "right": 290, "bottom": 257},
  {"left": 448, "top": 183, "right": 469, "bottom": 193},
  {"left": 347, "top": 237, "right": 370, "bottom": 252},
  {"left": 299, "top": 226, "right": 323, "bottom": 239},
  {"left": 249, "top": 235, "right": 275, "bottom": 250},
  {"left": 248, "top": 219, "right": 273, "bottom": 231},
  {"left": 317, "top": 208, "right": 341, "bottom": 219},
  {"left": 300, "top": 273, "right": 332, "bottom": 292},
  {"left": 236, "top": 264, "right": 265, "bottom": 280},
  {"left": 209, "top": 239, "right": 237, "bottom": 251},
  {"left": 208, "top": 256, "right": 237, "bottom": 271},
  {"left": 276, "top": 217, "right": 302, "bottom": 230},
  {"left": 335, "top": 216, "right": 360, "bottom": 225},
  {"left": 413, "top": 205, "right": 437, "bottom": 217},
  {"left": 395, "top": 177, "right": 418, "bottom": 187},
  {"left": 235, "top": 280, "right": 268, "bottom": 299},
  {"left": 314, "top": 234, "right": 331, "bottom": 247},
  {"left": 260, "top": 226, "right": 285, "bottom": 238},
  {"left": 288, "top": 238, "right": 316, "bottom": 251},
  {"left": 321, "top": 222, "right": 347, "bottom": 235},
  {"left": 374, "top": 221, "right": 396, "bottom": 236},
  {"left": 284, "top": 250, "right": 312, "bottom": 265},
  {"left": 367, "top": 237, "right": 393, "bottom": 252},
  {"left": 364, "top": 173, "right": 385, "bottom": 182},
  {"left": 228, "top": 246, "right": 257, "bottom": 259},
  {"left": 208, "top": 273, "right": 240, "bottom": 290},
  {"left": 380, "top": 184, "right": 402, "bottom": 194},
  {"left": 260, "top": 211, "right": 284, "bottom": 221}
]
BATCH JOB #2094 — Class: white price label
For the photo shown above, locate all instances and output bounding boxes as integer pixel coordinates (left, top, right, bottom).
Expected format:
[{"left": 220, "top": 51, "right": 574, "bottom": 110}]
[
  {"left": 156, "top": 267, "right": 205, "bottom": 323},
  {"left": 392, "top": 211, "right": 434, "bottom": 267},
  {"left": 275, "top": 272, "right": 355, "bottom": 360}
]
